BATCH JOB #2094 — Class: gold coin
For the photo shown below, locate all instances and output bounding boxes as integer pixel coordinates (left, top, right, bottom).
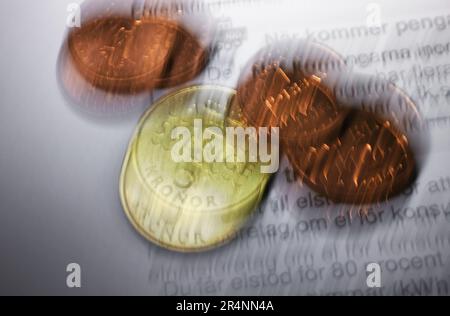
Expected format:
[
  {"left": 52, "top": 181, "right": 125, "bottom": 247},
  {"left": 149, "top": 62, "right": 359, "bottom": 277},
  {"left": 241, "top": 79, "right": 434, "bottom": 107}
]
[{"left": 120, "top": 86, "right": 270, "bottom": 251}]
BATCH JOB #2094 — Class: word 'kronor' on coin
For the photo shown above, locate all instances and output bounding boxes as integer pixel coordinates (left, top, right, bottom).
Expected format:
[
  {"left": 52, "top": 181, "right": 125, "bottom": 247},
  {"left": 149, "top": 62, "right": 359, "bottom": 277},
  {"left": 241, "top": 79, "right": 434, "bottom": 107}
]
[
  {"left": 68, "top": 16, "right": 208, "bottom": 93},
  {"left": 236, "top": 41, "right": 349, "bottom": 147},
  {"left": 284, "top": 110, "right": 416, "bottom": 205},
  {"left": 120, "top": 86, "right": 270, "bottom": 252}
]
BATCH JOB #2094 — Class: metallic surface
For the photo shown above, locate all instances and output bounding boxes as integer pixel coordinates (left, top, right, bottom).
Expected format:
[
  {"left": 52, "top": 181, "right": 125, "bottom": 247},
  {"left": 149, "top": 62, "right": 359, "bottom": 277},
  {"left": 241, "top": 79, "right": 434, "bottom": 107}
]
[
  {"left": 284, "top": 109, "right": 417, "bottom": 204},
  {"left": 120, "top": 86, "right": 270, "bottom": 251},
  {"left": 236, "top": 42, "right": 348, "bottom": 145},
  {"left": 68, "top": 16, "right": 208, "bottom": 93}
]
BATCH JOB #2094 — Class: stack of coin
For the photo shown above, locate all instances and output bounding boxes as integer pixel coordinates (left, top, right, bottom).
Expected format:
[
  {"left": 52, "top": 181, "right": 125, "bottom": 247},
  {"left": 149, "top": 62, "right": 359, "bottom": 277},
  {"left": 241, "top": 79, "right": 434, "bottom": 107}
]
[
  {"left": 61, "top": 2, "right": 424, "bottom": 252},
  {"left": 120, "top": 86, "right": 270, "bottom": 251},
  {"left": 236, "top": 41, "right": 418, "bottom": 204}
]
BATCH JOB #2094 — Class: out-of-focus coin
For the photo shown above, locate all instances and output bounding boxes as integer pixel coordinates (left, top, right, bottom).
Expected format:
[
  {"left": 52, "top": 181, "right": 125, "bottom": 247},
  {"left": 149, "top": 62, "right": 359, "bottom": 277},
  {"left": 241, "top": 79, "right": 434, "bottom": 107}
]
[
  {"left": 284, "top": 110, "right": 416, "bottom": 204},
  {"left": 120, "top": 86, "right": 270, "bottom": 251},
  {"left": 68, "top": 16, "right": 208, "bottom": 93},
  {"left": 237, "top": 41, "right": 348, "bottom": 146}
]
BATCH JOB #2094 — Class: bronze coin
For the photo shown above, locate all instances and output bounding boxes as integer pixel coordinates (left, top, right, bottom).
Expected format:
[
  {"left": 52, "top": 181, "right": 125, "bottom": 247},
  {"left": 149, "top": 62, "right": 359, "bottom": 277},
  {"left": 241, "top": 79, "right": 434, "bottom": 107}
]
[
  {"left": 284, "top": 110, "right": 416, "bottom": 204},
  {"left": 68, "top": 16, "right": 208, "bottom": 93},
  {"left": 236, "top": 42, "right": 348, "bottom": 146}
]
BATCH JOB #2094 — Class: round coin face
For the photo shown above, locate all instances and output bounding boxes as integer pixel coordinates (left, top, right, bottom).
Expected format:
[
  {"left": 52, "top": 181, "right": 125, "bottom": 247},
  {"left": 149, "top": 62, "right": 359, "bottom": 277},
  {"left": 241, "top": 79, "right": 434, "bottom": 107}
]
[
  {"left": 68, "top": 16, "right": 208, "bottom": 93},
  {"left": 237, "top": 42, "right": 348, "bottom": 146},
  {"left": 120, "top": 86, "right": 270, "bottom": 251},
  {"left": 284, "top": 110, "right": 416, "bottom": 204}
]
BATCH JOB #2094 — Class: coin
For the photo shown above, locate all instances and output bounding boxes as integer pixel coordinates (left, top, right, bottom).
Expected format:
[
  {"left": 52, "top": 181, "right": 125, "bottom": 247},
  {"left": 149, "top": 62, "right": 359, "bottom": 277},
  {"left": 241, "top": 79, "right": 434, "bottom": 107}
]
[
  {"left": 236, "top": 41, "right": 348, "bottom": 146},
  {"left": 57, "top": 40, "right": 152, "bottom": 118},
  {"left": 120, "top": 86, "right": 270, "bottom": 251},
  {"left": 284, "top": 110, "right": 416, "bottom": 204},
  {"left": 68, "top": 16, "right": 208, "bottom": 93}
]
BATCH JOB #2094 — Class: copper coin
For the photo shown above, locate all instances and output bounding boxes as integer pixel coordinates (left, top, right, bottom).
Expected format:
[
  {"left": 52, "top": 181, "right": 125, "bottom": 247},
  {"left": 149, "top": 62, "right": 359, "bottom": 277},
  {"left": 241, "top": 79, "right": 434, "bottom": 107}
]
[
  {"left": 237, "top": 42, "right": 348, "bottom": 146},
  {"left": 68, "top": 16, "right": 208, "bottom": 93},
  {"left": 284, "top": 110, "right": 416, "bottom": 204}
]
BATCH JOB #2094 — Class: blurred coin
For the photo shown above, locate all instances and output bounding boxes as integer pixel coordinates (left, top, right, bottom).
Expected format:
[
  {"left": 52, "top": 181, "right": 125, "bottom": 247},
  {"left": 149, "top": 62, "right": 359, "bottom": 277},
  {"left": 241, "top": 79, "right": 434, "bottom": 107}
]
[
  {"left": 120, "top": 86, "right": 270, "bottom": 251},
  {"left": 68, "top": 16, "right": 208, "bottom": 93},
  {"left": 237, "top": 41, "right": 348, "bottom": 146},
  {"left": 57, "top": 40, "right": 152, "bottom": 119},
  {"left": 284, "top": 110, "right": 416, "bottom": 204}
]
